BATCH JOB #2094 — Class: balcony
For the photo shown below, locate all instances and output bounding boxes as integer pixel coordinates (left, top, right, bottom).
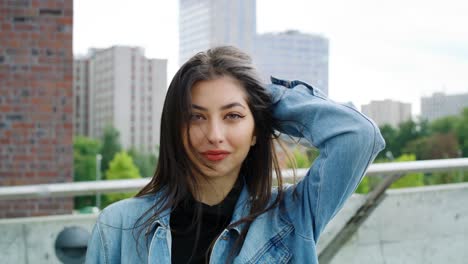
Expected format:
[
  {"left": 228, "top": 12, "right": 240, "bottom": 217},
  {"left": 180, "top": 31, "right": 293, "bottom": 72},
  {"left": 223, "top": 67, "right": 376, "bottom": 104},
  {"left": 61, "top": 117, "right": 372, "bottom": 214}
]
[{"left": 0, "top": 158, "right": 467, "bottom": 264}]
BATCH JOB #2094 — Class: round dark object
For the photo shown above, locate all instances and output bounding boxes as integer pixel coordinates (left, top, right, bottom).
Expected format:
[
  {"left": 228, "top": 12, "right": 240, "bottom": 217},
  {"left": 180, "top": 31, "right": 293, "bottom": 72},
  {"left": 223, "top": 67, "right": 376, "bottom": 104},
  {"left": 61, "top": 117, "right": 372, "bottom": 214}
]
[{"left": 55, "top": 226, "right": 90, "bottom": 264}]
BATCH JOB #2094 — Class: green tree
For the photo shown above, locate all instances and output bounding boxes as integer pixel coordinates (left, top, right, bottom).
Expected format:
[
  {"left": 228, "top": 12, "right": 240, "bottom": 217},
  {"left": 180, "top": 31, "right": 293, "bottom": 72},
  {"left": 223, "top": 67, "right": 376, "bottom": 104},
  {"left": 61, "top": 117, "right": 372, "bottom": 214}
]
[
  {"left": 128, "top": 148, "right": 157, "bottom": 178},
  {"left": 389, "top": 154, "right": 425, "bottom": 189},
  {"left": 430, "top": 116, "right": 459, "bottom": 134},
  {"left": 423, "top": 109, "right": 468, "bottom": 184},
  {"left": 305, "top": 148, "right": 319, "bottom": 164},
  {"left": 356, "top": 154, "right": 424, "bottom": 193},
  {"left": 100, "top": 126, "right": 122, "bottom": 174},
  {"left": 102, "top": 151, "right": 141, "bottom": 207},
  {"left": 355, "top": 176, "right": 370, "bottom": 194},
  {"left": 286, "top": 149, "right": 311, "bottom": 169},
  {"left": 456, "top": 108, "right": 468, "bottom": 157},
  {"left": 404, "top": 133, "right": 459, "bottom": 160},
  {"left": 425, "top": 171, "right": 467, "bottom": 185},
  {"left": 377, "top": 124, "right": 398, "bottom": 160},
  {"left": 73, "top": 136, "right": 101, "bottom": 209},
  {"left": 395, "top": 120, "right": 420, "bottom": 157}
]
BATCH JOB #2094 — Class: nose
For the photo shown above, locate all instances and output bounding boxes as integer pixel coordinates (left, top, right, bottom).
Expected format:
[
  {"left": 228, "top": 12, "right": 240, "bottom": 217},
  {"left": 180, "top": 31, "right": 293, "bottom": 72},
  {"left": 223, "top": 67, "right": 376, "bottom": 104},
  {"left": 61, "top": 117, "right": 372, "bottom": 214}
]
[{"left": 205, "top": 119, "right": 224, "bottom": 145}]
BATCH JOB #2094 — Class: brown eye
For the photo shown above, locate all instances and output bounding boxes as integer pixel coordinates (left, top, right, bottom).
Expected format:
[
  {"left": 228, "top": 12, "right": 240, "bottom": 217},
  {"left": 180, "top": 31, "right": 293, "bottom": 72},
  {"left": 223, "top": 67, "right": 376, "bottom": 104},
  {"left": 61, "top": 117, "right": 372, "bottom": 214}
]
[
  {"left": 225, "top": 113, "right": 245, "bottom": 120},
  {"left": 190, "top": 114, "right": 205, "bottom": 121}
]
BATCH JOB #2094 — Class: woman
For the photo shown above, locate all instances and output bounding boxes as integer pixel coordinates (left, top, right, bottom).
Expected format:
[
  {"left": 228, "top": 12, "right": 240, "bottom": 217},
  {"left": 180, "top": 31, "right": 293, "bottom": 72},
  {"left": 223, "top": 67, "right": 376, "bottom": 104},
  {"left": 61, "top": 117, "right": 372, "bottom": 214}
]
[{"left": 86, "top": 46, "right": 385, "bottom": 263}]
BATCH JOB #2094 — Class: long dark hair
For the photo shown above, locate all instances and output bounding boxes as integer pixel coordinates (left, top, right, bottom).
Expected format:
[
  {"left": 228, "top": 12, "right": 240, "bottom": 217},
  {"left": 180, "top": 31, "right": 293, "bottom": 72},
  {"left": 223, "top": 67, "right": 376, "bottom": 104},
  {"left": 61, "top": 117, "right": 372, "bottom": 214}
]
[{"left": 134, "top": 46, "right": 285, "bottom": 262}]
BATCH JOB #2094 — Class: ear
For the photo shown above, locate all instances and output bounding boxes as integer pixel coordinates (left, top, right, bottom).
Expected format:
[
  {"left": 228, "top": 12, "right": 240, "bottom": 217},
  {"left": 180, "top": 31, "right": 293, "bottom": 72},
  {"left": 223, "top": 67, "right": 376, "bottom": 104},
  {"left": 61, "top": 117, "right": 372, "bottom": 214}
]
[{"left": 251, "top": 136, "right": 256, "bottom": 146}]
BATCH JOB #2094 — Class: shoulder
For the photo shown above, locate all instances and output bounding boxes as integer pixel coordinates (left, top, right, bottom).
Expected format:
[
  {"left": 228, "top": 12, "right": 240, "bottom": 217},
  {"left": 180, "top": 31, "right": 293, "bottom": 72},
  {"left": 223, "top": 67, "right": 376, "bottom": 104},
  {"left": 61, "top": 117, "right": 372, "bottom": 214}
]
[
  {"left": 97, "top": 193, "right": 159, "bottom": 229},
  {"left": 86, "top": 194, "right": 161, "bottom": 263}
]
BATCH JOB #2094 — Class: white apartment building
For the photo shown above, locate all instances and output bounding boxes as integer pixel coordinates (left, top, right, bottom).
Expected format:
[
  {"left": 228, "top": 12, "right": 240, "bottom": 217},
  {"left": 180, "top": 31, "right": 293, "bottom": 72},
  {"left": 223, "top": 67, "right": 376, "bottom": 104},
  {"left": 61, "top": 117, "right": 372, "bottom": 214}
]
[
  {"left": 179, "top": 0, "right": 256, "bottom": 65},
  {"left": 73, "top": 46, "right": 167, "bottom": 153},
  {"left": 421, "top": 92, "right": 468, "bottom": 122},
  {"left": 73, "top": 58, "right": 90, "bottom": 136},
  {"left": 253, "top": 31, "right": 329, "bottom": 95},
  {"left": 361, "top": 99, "right": 412, "bottom": 127}
]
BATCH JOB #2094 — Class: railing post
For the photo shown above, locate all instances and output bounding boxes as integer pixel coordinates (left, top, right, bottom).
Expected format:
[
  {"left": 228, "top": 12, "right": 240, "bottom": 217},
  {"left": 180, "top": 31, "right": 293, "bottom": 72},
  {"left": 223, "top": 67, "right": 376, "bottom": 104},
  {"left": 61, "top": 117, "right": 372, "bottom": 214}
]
[{"left": 96, "top": 154, "right": 102, "bottom": 209}]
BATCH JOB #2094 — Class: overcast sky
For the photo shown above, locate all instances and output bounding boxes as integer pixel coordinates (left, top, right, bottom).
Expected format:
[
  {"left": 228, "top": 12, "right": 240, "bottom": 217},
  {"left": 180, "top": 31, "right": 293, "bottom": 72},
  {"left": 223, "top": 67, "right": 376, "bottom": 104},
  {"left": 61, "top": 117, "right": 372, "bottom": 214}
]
[{"left": 74, "top": 0, "right": 468, "bottom": 116}]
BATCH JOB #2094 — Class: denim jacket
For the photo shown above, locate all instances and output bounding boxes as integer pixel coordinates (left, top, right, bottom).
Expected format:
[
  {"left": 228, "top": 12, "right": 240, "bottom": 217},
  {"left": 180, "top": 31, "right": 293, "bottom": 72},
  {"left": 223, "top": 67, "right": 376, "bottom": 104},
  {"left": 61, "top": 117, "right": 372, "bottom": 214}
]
[{"left": 85, "top": 77, "right": 385, "bottom": 263}]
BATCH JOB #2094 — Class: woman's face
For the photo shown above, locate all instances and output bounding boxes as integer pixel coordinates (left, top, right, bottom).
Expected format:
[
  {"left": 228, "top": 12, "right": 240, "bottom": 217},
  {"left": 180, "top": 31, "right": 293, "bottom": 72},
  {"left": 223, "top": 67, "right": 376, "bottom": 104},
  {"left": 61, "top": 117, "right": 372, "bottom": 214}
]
[{"left": 183, "top": 75, "right": 256, "bottom": 183}]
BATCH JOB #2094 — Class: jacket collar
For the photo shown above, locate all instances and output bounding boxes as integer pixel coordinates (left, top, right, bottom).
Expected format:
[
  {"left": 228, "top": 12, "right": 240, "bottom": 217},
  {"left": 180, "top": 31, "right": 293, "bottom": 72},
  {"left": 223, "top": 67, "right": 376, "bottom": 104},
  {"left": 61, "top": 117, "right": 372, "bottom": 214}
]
[
  {"left": 149, "top": 188, "right": 171, "bottom": 229},
  {"left": 228, "top": 183, "right": 252, "bottom": 234},
  {"left": 150, "top": 177, "right": 252, "bottom": 234}
]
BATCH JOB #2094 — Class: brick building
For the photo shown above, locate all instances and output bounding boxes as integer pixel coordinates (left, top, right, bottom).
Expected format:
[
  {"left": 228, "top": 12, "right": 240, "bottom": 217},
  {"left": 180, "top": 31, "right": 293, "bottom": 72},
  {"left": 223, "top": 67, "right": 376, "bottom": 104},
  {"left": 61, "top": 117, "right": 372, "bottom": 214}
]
[{"left": 0, "top": 0, "right": 74, "bottom": 217}]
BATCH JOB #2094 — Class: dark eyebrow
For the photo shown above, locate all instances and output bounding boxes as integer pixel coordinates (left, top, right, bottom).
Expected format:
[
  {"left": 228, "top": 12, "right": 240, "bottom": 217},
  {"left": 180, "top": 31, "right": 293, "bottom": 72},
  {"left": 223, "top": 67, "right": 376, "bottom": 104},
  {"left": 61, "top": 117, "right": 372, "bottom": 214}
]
[{"left": 192, "top": 102, "right": 246, "bottom": 111}]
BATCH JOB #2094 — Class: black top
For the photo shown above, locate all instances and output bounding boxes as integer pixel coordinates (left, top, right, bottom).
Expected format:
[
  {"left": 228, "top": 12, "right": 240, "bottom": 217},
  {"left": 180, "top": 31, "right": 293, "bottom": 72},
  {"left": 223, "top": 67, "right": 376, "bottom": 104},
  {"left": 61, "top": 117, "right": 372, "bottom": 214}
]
[{"left": 170, "top": 181, "right": 243, "bottom": 264}]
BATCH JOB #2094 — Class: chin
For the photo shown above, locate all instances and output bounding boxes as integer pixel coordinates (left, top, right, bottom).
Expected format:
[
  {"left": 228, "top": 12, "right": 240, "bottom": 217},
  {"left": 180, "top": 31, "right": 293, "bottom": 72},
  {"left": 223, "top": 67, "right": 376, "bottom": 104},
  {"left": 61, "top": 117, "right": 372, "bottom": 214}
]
[{"left": 201, "top": 167, "right": 234, "bottom": 179}]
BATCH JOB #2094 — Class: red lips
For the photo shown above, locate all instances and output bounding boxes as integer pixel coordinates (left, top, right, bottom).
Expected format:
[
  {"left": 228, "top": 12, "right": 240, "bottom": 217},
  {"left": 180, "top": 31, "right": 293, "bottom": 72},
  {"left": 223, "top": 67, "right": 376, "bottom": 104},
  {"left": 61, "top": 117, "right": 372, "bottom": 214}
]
[{"left": 201, "top": 150, "right": 230, "bottom": 161}]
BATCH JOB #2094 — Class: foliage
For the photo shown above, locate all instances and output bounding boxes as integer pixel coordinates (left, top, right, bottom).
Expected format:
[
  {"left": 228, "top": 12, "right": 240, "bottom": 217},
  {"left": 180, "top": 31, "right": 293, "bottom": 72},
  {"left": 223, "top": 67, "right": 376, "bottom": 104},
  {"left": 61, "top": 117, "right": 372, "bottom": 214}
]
[
  {"left": 100, "top": 126, "right": 122, "bottom": 174},
  {"left": 378, "top": 108, "right": 468, "bottom": 162},
  {"left": 417, "top": 118, "right": 431, "bottom": 138},
  {"left": 355, "top": 176, "right": 370, "bottom": 194},
  {"left": 305, "top": 148, "right": 320, "bottom": 164},
  {"left": 73, "top": 136, "right": 101, "bottom": 209},
  {"left": 356, "top": 154, "right": 425, "bottom": 194},
  {"left": 376, "top": 124, "right": 398, "bottom": 160},
  {"left": 430, "top": 116, "right": 459, "bottom": 134},
  {"left": 377, "top": 120, "right": 427, "bottom": 160},
  {"left": 408, "top": 133, "right": 459, "bottom": 160},
  {"left": 424, "top": 171, "right": 467, "bottom": 186},
  {"left": 389, "top": 154, "right": 425, "bottom": 189},
  {"left": 102, "top": 151, "right": 141, "bottom": 207},
  {"left": 392, "top": 120, "right": 421, "bottom": 157},
  {"left": 128, "top": 148, "right": 158, "bottom": 178},
  {"left": 286, "top": 149, "right": 311, "bottom": 169},
  {"left": 456, "top": 108, "right": 468, "bottom": 156}
]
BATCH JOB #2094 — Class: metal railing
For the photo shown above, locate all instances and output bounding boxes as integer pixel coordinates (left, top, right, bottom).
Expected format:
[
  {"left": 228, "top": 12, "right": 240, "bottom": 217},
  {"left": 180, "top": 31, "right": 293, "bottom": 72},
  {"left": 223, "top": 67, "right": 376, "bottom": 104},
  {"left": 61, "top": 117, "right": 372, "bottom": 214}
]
[{"left": 1, "top": 158, "right": 468, "bottom": 201}]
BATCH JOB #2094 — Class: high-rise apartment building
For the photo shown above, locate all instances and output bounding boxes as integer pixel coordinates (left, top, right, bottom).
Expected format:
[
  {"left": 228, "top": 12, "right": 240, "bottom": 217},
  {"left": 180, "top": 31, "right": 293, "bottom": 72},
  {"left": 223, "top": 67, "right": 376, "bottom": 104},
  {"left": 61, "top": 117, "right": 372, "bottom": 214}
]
[
  {"left": 361, "top": 99, "right": 412, "bottom": 127},
  {"left": 421, "top": 92, "right": 468, "bottom": 121},
  {"left": 74, "top": 46, "right": 167, "bottom": 153},
  {"left": 253, "top": 31, "right": 329, "bottom": 95},
  {"left": 179, "top": 0, "right": 256, "bottom": 65},
  {"left": 178, "top": 2, "right": 329, "bottom": 94},
  {"left": 0, "top": 0, "right": 74, "bottom": 217},
  {"left": 73, "top": 58, "right": 90, "bottom": 136}
]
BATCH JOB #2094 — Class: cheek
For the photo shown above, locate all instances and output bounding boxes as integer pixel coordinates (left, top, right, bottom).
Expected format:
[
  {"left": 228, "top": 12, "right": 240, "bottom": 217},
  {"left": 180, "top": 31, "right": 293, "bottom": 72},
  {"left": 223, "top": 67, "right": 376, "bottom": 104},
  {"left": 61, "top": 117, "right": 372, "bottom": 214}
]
[
  {"left": 229, "top": 123, "right": 255, "bottom": 149},
  {"left": 187, "top": 125, "right": 205, "bottom": 147}
]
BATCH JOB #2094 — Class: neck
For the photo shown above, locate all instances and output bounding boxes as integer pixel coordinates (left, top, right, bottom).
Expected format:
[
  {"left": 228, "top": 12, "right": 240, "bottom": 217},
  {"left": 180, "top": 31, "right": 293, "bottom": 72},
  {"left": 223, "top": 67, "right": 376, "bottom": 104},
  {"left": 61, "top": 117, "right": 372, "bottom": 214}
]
[{"left": 192, "top": 174, "right": 239, "bottom": 206}]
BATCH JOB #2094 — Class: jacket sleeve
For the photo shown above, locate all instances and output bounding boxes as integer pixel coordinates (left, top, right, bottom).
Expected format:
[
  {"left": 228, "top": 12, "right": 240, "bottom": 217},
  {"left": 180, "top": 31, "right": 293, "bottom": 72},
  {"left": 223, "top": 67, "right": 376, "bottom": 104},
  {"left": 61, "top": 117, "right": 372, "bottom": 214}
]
[
  {"left": 268, "top": 78, "right": 385, "bottom": 242},
  {"left": 85, "top": 219, "right": 107, "bottom": 264}
]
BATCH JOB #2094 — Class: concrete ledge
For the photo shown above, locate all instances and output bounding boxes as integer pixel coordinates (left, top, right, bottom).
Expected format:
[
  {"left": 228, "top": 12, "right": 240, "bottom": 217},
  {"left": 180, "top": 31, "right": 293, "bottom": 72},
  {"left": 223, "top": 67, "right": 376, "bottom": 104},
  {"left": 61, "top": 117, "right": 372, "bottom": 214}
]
[
  {"left": 1, "top": 183, "right": 467, "bottom": 263},
  {"left": 0, "top": 214, "right": 97, "bottom": 264},
  {"left": 328, "top": 183, "right": 468, "bottom": 264}
]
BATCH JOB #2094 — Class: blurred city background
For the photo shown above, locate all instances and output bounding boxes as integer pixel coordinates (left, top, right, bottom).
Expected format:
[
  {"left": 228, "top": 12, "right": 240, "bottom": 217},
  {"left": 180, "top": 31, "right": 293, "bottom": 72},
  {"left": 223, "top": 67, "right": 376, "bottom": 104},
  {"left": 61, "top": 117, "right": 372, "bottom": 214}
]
[{"left": 0, "top": 0, "right": 467, "bottom": 263}]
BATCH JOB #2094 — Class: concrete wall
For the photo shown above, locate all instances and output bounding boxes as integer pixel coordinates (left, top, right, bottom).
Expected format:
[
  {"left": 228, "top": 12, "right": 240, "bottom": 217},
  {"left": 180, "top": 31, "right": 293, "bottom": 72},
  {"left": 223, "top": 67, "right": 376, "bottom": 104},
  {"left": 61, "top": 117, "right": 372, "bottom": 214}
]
[
  {"left": 0, "top": 183, "right": 467, "bottom": 263},
  {"left": 0, "top": 214, "right": 96, "bottom": 264},
  {"left": 324, "top": 183, "right": 468, "bottom": 264}
]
